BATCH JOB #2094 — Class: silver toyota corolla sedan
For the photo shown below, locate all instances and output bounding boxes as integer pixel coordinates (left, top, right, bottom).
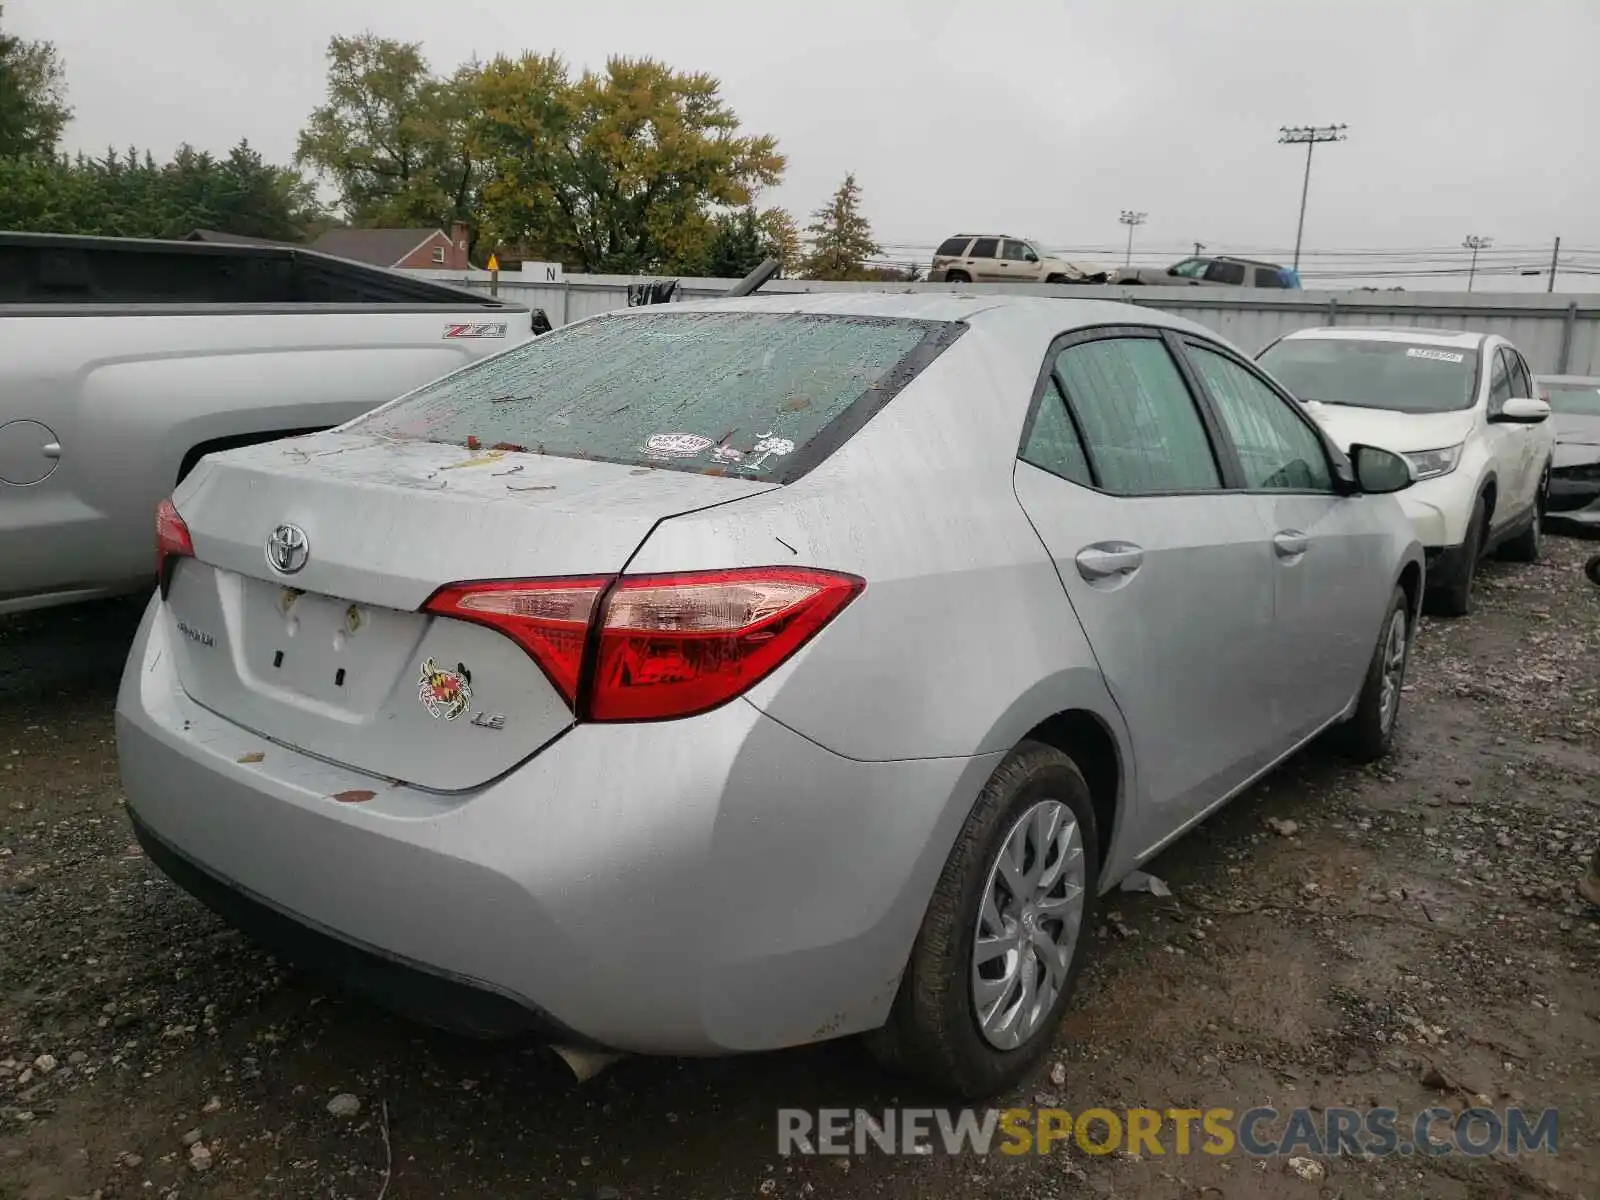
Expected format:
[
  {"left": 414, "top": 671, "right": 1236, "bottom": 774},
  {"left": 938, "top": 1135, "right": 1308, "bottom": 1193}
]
[{"left": 117, "top": 293, "right": 1424, "bottom": 1098}]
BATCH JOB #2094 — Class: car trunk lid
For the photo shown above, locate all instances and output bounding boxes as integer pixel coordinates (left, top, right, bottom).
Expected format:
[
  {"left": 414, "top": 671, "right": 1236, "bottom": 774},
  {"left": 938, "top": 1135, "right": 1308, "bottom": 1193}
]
[{"left": 163, "top": 433, "right": 777, "bottom": 791}]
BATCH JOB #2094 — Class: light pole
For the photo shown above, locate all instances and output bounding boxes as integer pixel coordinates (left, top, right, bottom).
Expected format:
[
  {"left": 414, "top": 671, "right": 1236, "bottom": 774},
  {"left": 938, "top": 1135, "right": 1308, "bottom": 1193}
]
[
  {"left": 1192, "top": 241, "right": 1206, "bottom": 257},
  {"left": 1463, "top": 235, "right": 1492, "bottom": 292},
  {"left": 1119, "top": 210, "right": 1147, "bottom": 267},
  {"left": 1278, "top": 124, "right": 1347, "bottom": 272}
]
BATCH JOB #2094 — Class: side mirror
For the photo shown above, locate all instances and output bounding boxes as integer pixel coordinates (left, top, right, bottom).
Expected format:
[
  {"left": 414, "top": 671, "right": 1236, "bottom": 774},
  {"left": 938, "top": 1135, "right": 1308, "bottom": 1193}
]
[
  {"left": 1024, "top": 251, "right": 1039, "bottom": 263},
  {"left": 1350, "top": 444, "right": 1414, "bottom": 494},
  {"left": 1166, "top": 266, "right": 1180, "bottom": 276},
  {"left": 1490, "top": 397, "right": 1551, "bottom": 424}
]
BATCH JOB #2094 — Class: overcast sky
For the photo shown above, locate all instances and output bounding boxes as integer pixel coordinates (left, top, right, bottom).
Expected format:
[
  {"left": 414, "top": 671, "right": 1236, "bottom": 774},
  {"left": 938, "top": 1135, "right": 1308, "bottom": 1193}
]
[{"left": 10, "top": 0, "right": 1599, "bottom": 289}]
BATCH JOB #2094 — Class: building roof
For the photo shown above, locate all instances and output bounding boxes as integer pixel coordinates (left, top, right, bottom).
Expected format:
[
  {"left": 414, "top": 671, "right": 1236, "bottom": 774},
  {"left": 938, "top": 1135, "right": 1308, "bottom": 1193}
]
[
  {"left": 184, "top": 229, "right": 296, "bottom": 247},
  {"left": 308, "top": 227, "right": 444, "bottom": 267}
]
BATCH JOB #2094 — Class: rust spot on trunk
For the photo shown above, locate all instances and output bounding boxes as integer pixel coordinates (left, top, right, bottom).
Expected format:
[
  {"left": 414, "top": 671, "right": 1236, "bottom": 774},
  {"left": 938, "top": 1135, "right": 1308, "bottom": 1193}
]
[
  {"left": 330, "top": 789, "right": 376, "bottom": 804},
  {"left": 236, "top": 751, "right": 265, "bottom": 764}
]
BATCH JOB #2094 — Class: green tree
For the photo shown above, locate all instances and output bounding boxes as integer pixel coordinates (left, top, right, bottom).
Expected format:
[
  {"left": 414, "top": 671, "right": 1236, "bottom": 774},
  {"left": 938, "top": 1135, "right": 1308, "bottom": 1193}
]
[
  {"left": 295, "top": 35, "right": 479, "bottom": 236},
  {"left": 0, "top": 3, "right": 71, "bottom": 157},
  {"left": 697, "top": 204, "right": 802, "bottom": 278},
  {"left": 0, "top": 141, "right": 324, "bottom": 240},
  {"left": 472, "top": 54, "right": 785, "bottom": 274},
  {"left": 799, "top": 173, "right": 880, "bottom": 281}
]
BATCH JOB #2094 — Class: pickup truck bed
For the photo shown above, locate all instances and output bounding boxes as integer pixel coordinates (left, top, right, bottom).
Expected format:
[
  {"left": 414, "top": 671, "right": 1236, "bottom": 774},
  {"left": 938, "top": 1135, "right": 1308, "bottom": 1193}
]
[{"left": 0, "top": 232, "right": 539, "bottom": 614}]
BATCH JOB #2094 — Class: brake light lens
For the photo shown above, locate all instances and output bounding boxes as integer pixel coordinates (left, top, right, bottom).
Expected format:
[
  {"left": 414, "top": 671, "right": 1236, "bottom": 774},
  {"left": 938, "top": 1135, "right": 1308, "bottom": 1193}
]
[
  {"left": 423, "top": 567, "right": 863, "bottom": 722},
  {"left": 591, "top": 567, "right": 864, "bottom": 721},
  {"left": 155, "top": 498, "right": 194, "bottom": 576},
  {"left": 423, "top": 577, "right": 609, "bottom": 706}
]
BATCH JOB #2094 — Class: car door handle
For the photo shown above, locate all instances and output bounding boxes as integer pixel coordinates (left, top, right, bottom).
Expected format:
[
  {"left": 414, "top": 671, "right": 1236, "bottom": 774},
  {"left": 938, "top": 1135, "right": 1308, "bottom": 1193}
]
[
  {"left": 1272, "top": 530, "right": 1309, "bottom": 558},
  {"left": 1075, "top": 542, "right": 1145, "bottom": 581},
  {"left": 42, "top": 442, "right": 61, "bottom": 459}
]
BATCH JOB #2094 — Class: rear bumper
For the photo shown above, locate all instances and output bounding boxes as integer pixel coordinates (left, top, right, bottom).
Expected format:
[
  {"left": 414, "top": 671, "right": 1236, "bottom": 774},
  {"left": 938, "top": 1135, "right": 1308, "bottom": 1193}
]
[{"left": 116, "top": 597, "right": 999, "bottom": 1055}]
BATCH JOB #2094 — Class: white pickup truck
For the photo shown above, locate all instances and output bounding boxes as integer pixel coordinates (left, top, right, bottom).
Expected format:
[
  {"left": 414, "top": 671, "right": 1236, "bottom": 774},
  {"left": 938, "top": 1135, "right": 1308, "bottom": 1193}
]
[{"left": 0, "top": 232, "right": 541, "bottom": 614}]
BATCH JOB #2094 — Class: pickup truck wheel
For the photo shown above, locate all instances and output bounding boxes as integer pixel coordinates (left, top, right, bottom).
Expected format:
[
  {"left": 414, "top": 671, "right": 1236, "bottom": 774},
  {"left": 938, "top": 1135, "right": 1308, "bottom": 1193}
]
[
  {"left": 864, "top": 740, "right": 1098, "bottom": 1099},
  {"left": 1334, "top": 585, "right": 1411, "bottom": 762},
  {"left": 1425, "top": 496, "right": 1487, "bottom": 618},
  {"left": 1498, "top": 467, "right": 1547, "bottom": 563}
]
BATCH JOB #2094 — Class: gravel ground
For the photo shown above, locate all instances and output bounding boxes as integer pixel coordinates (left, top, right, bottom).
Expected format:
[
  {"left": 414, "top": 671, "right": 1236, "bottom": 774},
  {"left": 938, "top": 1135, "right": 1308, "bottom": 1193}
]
[{"left": 2, "top": 537, "right": 1597, "bottom": 1200}]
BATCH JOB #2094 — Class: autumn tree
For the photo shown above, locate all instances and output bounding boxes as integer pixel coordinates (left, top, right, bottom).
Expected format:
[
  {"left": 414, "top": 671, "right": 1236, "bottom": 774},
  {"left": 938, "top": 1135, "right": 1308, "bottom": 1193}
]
[
  {"left": 295, "top": 35, "right": 479, "bottom": 238},
  {"left": 0, "top": 3, "right": 71, "bottom": 157},
  {"left": 471, "top": 55, "right": 784, "bottom": 274},
  {"left": 799, "top": 173, "right": 880, "bottom": 281}
]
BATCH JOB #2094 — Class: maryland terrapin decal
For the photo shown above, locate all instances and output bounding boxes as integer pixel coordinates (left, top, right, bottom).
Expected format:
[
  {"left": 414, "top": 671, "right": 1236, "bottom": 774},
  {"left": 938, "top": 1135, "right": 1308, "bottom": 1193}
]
[{"left": 418, "top": 658, "right": 473, "bottom": 720}]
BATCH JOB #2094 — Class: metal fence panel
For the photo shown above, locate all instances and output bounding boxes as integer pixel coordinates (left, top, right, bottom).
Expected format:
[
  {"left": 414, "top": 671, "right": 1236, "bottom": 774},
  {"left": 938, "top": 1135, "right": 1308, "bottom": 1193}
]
[{"left": 410, "top": 270, "right": 1600, "bottom": 376}]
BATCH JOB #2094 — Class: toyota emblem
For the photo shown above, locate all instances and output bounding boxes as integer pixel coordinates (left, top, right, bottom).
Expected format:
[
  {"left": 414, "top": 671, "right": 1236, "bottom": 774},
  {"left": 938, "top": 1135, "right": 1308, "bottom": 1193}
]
[{"left": 265, "top": 523, "right": 310, "bottom": 575}]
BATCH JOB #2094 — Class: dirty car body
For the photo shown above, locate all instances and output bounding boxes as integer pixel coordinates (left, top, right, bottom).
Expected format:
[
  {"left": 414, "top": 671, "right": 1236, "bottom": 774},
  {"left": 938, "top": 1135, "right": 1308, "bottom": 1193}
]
[
  {"left": 117, "top": 293, "right": 1423, "bottom": 1092},
  {"left": 1537, "top": 374, "right": 1600, "bottom": 530}
]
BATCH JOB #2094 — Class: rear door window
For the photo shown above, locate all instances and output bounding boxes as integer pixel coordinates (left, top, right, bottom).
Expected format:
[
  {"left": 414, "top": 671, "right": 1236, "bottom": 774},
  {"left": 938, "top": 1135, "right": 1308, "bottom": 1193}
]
[
  {"left": 350, "top": 311, "right": 964, "bottom": 483},
  {"left": 1254, "top": 267, "right": 1288, "bottom": 288},
  {"left": 969, "top": 238, "right": 999, "bottom": 259},
  {"left": 1204, "top": 260, "right": 1247, "bottom": 285},
  {"left": 936, "top": 236, "right": 972, "bottom": 257},
  {"left": 1053, "top": 336, "right": 1222, "bottom": 493}
]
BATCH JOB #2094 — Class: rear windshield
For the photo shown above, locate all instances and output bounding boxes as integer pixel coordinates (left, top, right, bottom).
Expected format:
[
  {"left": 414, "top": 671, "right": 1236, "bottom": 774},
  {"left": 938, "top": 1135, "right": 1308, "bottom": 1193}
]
[
  {"left": 349, "top": 310, "right": 962, "bottom": 482},
  {"left": 1257, "top": 337, "right": 1478, "bottom": 413}
]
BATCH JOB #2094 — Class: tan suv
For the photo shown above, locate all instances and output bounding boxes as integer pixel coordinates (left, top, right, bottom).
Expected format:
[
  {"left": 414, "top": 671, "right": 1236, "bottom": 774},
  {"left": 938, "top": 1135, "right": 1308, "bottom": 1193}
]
[{"left": 929, "top": 235, "right": 1106, "bottom": 285}]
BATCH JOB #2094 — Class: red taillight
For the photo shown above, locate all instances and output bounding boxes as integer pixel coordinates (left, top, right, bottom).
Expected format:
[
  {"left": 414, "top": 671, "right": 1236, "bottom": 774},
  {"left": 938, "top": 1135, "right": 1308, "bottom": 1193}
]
[
  {"left": 423, "top": 567, "right": 864, "bottom": 722},
  {"left": 155, "top": 498, "right": 194, "bottom": 576},
  {"left": 423, "top": 576, "right": 610, "bottom": 707}
]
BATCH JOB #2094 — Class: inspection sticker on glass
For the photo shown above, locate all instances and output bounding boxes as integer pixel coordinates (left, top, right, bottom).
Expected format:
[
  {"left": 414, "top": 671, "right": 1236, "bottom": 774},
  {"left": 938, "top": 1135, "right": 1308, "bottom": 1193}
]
[
  {"left": 1405, "top": 348, "right": 1465, "bottom": 363},
  {"left": 739, "top": 433, "right": 796, "bottom": 473},
  {"left": 645, "top": 433, "right": 715, "bottom": 459}
]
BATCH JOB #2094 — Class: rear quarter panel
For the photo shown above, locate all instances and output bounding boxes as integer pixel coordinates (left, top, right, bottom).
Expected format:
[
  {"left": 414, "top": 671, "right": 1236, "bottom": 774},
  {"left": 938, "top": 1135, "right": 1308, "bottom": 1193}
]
[
  {"left": 0, "top": 308, "right": 530, "bottom": 605},
  {"left": 624, "top": 319, "right": 1141, "bottom": 880}
]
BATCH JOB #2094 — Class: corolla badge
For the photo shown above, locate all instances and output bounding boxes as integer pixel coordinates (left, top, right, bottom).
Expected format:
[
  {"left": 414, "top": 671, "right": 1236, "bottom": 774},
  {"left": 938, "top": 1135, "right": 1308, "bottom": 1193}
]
[{"left": 265, "top": 523, "right": 310, "bottom": 575}]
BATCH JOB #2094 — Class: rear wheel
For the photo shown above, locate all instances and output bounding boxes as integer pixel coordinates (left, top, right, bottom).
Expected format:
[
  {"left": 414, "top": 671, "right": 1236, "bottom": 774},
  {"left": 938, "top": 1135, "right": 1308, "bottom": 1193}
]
[
  {"left": 1426, "top": 495, "right": 1487, "bottom": 617},
  {"left": 866, "top": 740, "right": 1098, "bottom": 1098},
  {"left": 1499, "top": 466, "right": 1547, "bottom": 563},
  {"left": 1334, "top": 585, "right": 1411, "bottom": 762},
  {"left": 945, "top": 270, "right": 971, "bottom": 284}
]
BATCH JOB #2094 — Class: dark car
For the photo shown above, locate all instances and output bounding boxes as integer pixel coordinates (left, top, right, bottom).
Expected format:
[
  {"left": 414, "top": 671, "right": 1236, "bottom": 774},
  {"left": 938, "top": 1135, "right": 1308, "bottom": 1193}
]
[
  {"left": 1111, "top": 255, "right": 1301, "bottom": 289},
  {"left": 1536, "top": 374, "right": 1600, "bottom": 532}
]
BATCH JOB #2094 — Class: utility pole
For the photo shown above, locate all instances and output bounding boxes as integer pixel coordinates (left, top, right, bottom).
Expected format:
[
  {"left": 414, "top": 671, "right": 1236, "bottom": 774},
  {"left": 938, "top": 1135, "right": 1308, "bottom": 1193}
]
[
  {"left": 1463, "top": 235, "right": 1492, "bottom": 292},
  {"left": 1548, "top": 236, "right": 1561, "bottom": 293},
  {"left": 1119, "top": 210, "right": 1147, "bottom": 267},
  {"left": 1278, "top": 124, "right": 1347, "bottom": 272},
  {"left": 1192, "top": 241, "right": 1206, "bottom": 257}
]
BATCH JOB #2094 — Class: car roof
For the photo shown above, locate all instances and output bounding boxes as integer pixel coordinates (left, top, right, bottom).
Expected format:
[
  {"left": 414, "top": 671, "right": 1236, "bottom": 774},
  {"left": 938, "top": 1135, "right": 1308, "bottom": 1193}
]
[
  {"left": 1280, "top": 326, "right": 1489, "bottom": 349},
  {"left": 665, "top": 290, "right": 1222, "bottom": 340},
  {"left": 1214, "top": 255, "right": 1286, "bottom": 269}
]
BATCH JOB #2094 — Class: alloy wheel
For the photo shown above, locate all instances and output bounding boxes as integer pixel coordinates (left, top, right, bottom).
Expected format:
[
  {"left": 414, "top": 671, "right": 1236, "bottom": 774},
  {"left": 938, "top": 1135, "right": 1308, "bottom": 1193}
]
[{"left": 971, "top": 800, "right": 1087, "bottom": 1050}]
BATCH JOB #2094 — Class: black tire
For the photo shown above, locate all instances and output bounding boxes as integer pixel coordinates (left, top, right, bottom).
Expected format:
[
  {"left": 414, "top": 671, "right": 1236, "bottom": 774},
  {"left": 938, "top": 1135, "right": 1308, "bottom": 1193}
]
[
  {"left": 1586, "top": 554, "right": 1600, "bottom": 588},
  {"left": 865, "top": 740, "right": 1100, "bottom": 1099},
  {"left": 1045, "top": 273, "right": 1068, "bottom": 284},
  {"left": 945, "top": 270, "right": 971, "bottom": 284},
  {"left": 1334, "top": 585, "right": 1412, "bottom": 762},
  {"left": 1425, "top": 495, "right": 1487, "bottom": 617},
  {"left": 1499, "top": 467, "right": 1547, "bottom": 563}
]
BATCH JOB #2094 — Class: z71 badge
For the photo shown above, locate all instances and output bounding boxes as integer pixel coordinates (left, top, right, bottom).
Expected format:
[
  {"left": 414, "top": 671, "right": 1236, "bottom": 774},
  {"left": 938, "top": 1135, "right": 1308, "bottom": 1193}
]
[
  {"left": 418, "top": 658, "right": 473, "bottom": 720},
  {"left": 443, "top": 323, "right": 509, "bottom": 340}
]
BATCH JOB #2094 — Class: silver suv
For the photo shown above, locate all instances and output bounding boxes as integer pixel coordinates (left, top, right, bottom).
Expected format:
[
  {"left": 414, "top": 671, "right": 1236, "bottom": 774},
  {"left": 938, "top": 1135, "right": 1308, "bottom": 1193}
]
[
  {"left": 1112, "top": 255, "right": 1300, "bottom": 289},
  {"left": 930, "top": 234, "right": 1106, "bottom": 285}
]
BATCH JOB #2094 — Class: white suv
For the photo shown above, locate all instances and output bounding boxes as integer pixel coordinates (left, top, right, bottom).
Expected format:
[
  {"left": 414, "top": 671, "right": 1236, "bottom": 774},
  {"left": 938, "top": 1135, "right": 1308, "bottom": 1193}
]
[
  {"left": 1258, "top": 327, "right": 1554, "bottom": 616},
  {"left": 928, "top": 234, "right": 1105, "bottom": 284}
]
